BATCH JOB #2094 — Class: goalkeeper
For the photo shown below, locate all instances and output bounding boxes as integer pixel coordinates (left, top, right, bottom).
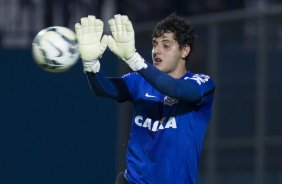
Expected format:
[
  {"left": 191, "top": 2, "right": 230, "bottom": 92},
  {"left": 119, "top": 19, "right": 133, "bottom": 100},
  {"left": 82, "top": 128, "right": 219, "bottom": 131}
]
[{"left": 75, "top": 14, "right": 215, "bottom": 184}]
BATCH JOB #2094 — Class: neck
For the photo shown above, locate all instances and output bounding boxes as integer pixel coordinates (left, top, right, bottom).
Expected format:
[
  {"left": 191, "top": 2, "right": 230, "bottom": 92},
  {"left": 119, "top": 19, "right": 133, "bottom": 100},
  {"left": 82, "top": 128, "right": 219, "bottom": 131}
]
[
  {"left": 168, "top": 61, "right": 187, "bottom": 79},
  {"left": 168, "top": 67, "right": 187, "bottom": 79}
]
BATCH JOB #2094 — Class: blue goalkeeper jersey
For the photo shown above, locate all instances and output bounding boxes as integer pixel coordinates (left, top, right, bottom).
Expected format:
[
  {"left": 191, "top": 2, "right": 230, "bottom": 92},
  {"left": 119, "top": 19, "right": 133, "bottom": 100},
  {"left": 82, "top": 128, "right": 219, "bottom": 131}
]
[{"left": 122, "top": 71, "right": 215, "bottom": 184}]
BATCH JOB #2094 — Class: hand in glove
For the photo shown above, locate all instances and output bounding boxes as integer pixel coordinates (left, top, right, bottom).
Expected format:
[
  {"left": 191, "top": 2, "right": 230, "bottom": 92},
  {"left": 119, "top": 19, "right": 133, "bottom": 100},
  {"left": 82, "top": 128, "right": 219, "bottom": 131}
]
[{"left": 75, "top": 15, "right": 107, "bottom": 73}]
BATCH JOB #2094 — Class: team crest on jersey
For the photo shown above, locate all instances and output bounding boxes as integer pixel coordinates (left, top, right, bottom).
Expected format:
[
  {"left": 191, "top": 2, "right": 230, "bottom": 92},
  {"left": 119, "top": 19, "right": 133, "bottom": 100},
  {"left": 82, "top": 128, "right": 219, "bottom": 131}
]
[{"left": 164, "top": 96, "right": 179, "bottom": 106}]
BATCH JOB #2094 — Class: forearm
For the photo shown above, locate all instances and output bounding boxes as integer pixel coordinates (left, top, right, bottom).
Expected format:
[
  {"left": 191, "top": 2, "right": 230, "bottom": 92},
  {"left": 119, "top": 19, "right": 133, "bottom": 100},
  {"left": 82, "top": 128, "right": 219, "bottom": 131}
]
[{"left": 85, "top": 72, "right": 129, "bottom": 102}]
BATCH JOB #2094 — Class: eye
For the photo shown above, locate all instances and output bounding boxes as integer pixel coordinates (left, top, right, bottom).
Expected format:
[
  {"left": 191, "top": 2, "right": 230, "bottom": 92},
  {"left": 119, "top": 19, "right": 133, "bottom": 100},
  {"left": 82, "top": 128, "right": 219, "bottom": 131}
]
[
  {"left": 152, "top": 42, "right": 157, "bottom": 48},
  {"left": 163, "top": 44, "right": 170, "bottom": 48}
]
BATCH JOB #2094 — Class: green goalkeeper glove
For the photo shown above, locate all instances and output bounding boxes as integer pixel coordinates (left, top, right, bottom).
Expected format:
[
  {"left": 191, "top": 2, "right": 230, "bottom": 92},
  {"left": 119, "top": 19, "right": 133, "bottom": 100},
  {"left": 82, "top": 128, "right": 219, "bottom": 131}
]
[
  {"left": 107, "top": 14, "right": 147, "bottom": 71},
  {"left": 75, "top": 15, "right": 107, "bottom": 73}
]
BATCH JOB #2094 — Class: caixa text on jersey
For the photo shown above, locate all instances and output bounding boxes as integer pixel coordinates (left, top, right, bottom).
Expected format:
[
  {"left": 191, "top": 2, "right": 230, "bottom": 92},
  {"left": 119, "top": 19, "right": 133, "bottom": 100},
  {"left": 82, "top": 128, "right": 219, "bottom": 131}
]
[{"left": 134, "top": 115, "right": 177, "bottom": 132}]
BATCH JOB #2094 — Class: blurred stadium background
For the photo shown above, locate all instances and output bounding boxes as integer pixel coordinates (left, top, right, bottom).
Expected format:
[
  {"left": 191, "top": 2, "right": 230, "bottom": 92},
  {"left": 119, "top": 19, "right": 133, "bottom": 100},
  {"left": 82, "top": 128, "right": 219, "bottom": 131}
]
[{"left": 1, "top": 0, "right": 282, "bottom": 183}]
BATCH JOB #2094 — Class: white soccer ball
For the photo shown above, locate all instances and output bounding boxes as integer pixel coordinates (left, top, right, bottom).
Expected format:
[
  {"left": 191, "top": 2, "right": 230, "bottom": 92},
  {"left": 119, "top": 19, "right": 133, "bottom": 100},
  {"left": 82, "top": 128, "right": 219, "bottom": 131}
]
[{"left": 32, "top": 26, "right": 80, "bottom": 72}]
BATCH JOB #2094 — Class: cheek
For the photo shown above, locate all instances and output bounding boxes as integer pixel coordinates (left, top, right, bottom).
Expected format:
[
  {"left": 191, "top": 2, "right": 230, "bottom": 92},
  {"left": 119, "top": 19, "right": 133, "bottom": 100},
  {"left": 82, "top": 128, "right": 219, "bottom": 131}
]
[
  {"left": 165, "top": 52, "right": 182, "bottom": 67},
  {"left": 162, "top": 56, "right": 177, "bottom": 70},
  {"left": 165, "top": 51, "right": 180, "bottom": 63},
  {"left": 167, "top": 58, "right": 179, "bottom": 68}
]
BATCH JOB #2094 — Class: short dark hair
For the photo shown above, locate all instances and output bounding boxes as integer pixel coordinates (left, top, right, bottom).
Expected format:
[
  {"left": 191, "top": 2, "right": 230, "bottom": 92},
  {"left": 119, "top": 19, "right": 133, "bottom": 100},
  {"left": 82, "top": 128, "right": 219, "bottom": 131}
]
[{"left": 152, "top": 13, "right": 196, "bottom": 60}]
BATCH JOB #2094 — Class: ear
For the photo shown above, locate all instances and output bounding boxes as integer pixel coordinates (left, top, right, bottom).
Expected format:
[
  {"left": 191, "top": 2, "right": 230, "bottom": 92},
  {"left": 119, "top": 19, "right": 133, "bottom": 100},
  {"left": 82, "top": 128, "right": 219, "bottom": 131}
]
[{"left": 181, "top": 45, "right": 190, "bottom": 59}]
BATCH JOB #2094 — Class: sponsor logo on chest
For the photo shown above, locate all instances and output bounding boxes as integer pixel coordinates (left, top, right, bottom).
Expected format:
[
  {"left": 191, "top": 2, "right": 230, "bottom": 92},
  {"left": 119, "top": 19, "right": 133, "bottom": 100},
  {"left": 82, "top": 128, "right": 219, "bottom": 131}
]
[{"left": 134, "top": 115, "right": 177, "bottom": 132}]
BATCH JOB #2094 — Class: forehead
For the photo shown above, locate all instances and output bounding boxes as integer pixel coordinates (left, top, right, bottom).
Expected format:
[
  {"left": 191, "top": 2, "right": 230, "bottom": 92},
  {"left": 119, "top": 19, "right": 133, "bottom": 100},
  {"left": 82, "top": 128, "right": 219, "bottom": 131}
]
[{"left": 153, "top": 32, "right": 175, "bottom": 42}]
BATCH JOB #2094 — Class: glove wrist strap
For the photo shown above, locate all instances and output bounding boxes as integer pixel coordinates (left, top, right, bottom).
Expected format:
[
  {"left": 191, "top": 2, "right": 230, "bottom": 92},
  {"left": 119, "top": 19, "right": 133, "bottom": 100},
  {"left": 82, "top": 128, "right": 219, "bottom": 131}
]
[
  {"left": 83, "top": 59, "right": 100, "bottom": 73},
  {"left": 125, "top": 52, "right": 148, "bottom": 71}
]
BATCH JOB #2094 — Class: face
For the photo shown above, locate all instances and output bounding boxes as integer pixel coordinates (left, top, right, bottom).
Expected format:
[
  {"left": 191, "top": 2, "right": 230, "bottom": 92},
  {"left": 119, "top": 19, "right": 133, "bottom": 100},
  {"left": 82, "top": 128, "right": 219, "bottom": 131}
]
[{"left": 152, "top": 32, "right": 189, "bottom": 77}]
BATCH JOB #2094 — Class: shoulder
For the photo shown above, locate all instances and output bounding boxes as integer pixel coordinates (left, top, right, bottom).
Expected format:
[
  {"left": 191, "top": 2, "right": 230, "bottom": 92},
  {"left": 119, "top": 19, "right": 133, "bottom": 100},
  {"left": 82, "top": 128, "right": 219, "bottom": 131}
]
[
  {"left": 122, "top": 72, "right": 141, "bottom": 79},
  {"left": 122, "top": 72, "right": 147, "bottom": 83},
  {"left": 121, "top": 72, "right": 145, "bottom": 90},
  {"left": 184, "top": 72, "right": 215, "bottom": 87}
]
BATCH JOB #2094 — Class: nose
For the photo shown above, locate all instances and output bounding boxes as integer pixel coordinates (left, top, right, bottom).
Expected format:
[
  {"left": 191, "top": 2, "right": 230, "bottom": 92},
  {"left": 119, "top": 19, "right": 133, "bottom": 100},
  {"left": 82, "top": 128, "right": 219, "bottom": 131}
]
[{"left": 152, "top": 45, "right": 160, "bottom": 57}]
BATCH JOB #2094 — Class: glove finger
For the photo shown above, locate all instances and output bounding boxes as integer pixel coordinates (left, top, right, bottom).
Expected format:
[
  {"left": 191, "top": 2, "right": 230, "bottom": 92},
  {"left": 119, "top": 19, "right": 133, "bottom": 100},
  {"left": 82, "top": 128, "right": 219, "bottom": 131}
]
[
  {"left": 108, "top": 18, "right": 115, "bottom": 26},
  {"left": 124, "top": 19, "right": 134, "bottom": 33},
  {"left": 75, "top": 23, "right": 82, "bottom": 35},
  {"left": 114, "top": 14, "right": 122, "bottom": 23},
  {"left": 121, "top": 15, "right": 129, "bottom": 32},
  {"left": 88, "top": 16, "right": 95, "bottom": 33},
  {"left": 108, "top": 19, "right": 117, "bottom": 38},
  {"left": 94, "top": 19, "right": 103, "bottom": 40},
  {"left": 81, "top": 17, "right": 89, "bottom": 34},
  {"left": 88, "top": 15, "right": 96, "bottom": 26},
  {"left": 108, "top": 19, "right": 116, "bottom": 32},
  {"left": 107, "top": 35, "right": 118, "bottom": 54},
  {"left": 99, "top": 35, "right": 108, "bottom": 54},
  {"left": 95, "top": 19, "right": 104, "bottom": 33},
  {"left": 87, "top": 18, "right": 103, "bottom": 36},
  {"left": 121, "top": 15, "right": 129, "bottom": 23},
  {"left": 81, "top": 17, "right": 88, "bottom": 27},
  {"left": 114, "top": 14, "right": 122, "bottom": 33}
]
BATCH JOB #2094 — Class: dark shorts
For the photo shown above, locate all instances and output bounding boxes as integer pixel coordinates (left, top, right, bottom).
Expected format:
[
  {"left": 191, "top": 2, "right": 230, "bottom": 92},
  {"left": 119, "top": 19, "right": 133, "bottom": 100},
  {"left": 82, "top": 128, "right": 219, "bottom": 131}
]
[{"left": 114, "top": 171, "right": 130, "bottom": 184}]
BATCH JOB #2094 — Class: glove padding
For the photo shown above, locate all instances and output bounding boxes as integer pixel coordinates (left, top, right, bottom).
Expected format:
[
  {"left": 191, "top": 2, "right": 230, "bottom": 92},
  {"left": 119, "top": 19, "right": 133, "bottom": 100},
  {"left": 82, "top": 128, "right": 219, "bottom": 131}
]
[
  {"left": 75, "top": 15, "right": 107, "bottom": 73},
  {"left": 107, "top": 14, "right": 135, "bottom": 61},
  {"left": 107, "top": 14, "right": 147, "bottom": 71}
]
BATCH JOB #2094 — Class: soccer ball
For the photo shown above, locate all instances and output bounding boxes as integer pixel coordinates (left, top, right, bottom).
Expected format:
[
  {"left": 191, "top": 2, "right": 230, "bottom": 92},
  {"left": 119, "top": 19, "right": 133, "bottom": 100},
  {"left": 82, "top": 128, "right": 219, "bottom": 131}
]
[{"left": 32, "top": 26, "right": 80, "bottom": 72}]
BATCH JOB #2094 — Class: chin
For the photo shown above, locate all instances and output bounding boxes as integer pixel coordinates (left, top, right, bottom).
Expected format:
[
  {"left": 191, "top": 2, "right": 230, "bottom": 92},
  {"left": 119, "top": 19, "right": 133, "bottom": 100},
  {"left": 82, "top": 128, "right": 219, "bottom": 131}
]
[
  {"left": 154, "top": 63, "right": 162, "bottom": 68},
  {"left": 154, "top": 64, "right": 161, "bottom": 69},
  {"left": 156, "top": 66, "right": 166, "bottom": 72}
]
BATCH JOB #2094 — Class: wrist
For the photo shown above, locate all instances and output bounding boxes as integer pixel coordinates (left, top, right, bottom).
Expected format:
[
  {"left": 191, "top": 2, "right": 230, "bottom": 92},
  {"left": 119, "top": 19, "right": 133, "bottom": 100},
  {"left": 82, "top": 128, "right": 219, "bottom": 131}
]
[
  {"left": 125, "top": 52, "right": 148, "bottom": 71},
  {"left": 82, "top": 59, "right": 101, "bottom": 73}
]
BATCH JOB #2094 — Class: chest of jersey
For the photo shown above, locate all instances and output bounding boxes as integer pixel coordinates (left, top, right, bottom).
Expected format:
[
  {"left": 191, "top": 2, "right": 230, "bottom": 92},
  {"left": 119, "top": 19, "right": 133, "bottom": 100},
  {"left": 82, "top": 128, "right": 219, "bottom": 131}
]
[{"left": 132, "top": 79, "right": 196, "bottom": 133}]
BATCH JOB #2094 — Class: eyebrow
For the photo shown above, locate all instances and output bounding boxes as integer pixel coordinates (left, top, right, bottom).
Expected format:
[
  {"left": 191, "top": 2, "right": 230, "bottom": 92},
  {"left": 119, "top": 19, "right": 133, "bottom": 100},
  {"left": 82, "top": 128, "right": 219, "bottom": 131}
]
[
  {"left": 152, "top": 38, "right": 174, "bottom": 43},
  {"left": 161, "top": 39, "right": 173, "bottom": 42}
]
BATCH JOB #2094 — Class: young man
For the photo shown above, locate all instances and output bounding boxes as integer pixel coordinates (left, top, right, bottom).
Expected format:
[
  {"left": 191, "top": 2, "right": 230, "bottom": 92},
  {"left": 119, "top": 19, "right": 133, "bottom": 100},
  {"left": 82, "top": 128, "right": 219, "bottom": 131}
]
[{"left": 75, "top": 13, "right": 215, "bottom": 184}]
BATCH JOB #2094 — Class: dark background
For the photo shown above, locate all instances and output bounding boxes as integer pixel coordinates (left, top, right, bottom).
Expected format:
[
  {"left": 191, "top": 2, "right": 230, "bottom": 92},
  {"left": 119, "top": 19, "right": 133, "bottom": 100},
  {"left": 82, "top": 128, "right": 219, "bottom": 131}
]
[
  {"left": 0, "top": 0, "right": 282, "bottom": 184},
  {"left": 0, "top": 49, "right": 119, "bottom": 183}
]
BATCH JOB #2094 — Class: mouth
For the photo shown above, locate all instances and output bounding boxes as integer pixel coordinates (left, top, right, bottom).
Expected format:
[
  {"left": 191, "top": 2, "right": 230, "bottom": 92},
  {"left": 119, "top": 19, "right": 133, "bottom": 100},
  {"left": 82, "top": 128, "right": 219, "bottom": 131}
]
[{"left": 153, "top": 58, "right": 162, "bottom": 66}]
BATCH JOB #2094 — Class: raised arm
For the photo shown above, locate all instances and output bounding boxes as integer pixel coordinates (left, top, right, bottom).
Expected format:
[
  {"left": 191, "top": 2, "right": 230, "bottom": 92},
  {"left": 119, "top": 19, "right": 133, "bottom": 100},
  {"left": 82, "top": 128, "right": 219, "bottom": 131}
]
[
  {"left": 106, "top": 14, "right": 214, "bottom": 103},
  {"left": 75, "top": 15, "right": 130, "bottom": 102},
  {"left": 85, "top": 72, "right": 130, "bottom": 102}
]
